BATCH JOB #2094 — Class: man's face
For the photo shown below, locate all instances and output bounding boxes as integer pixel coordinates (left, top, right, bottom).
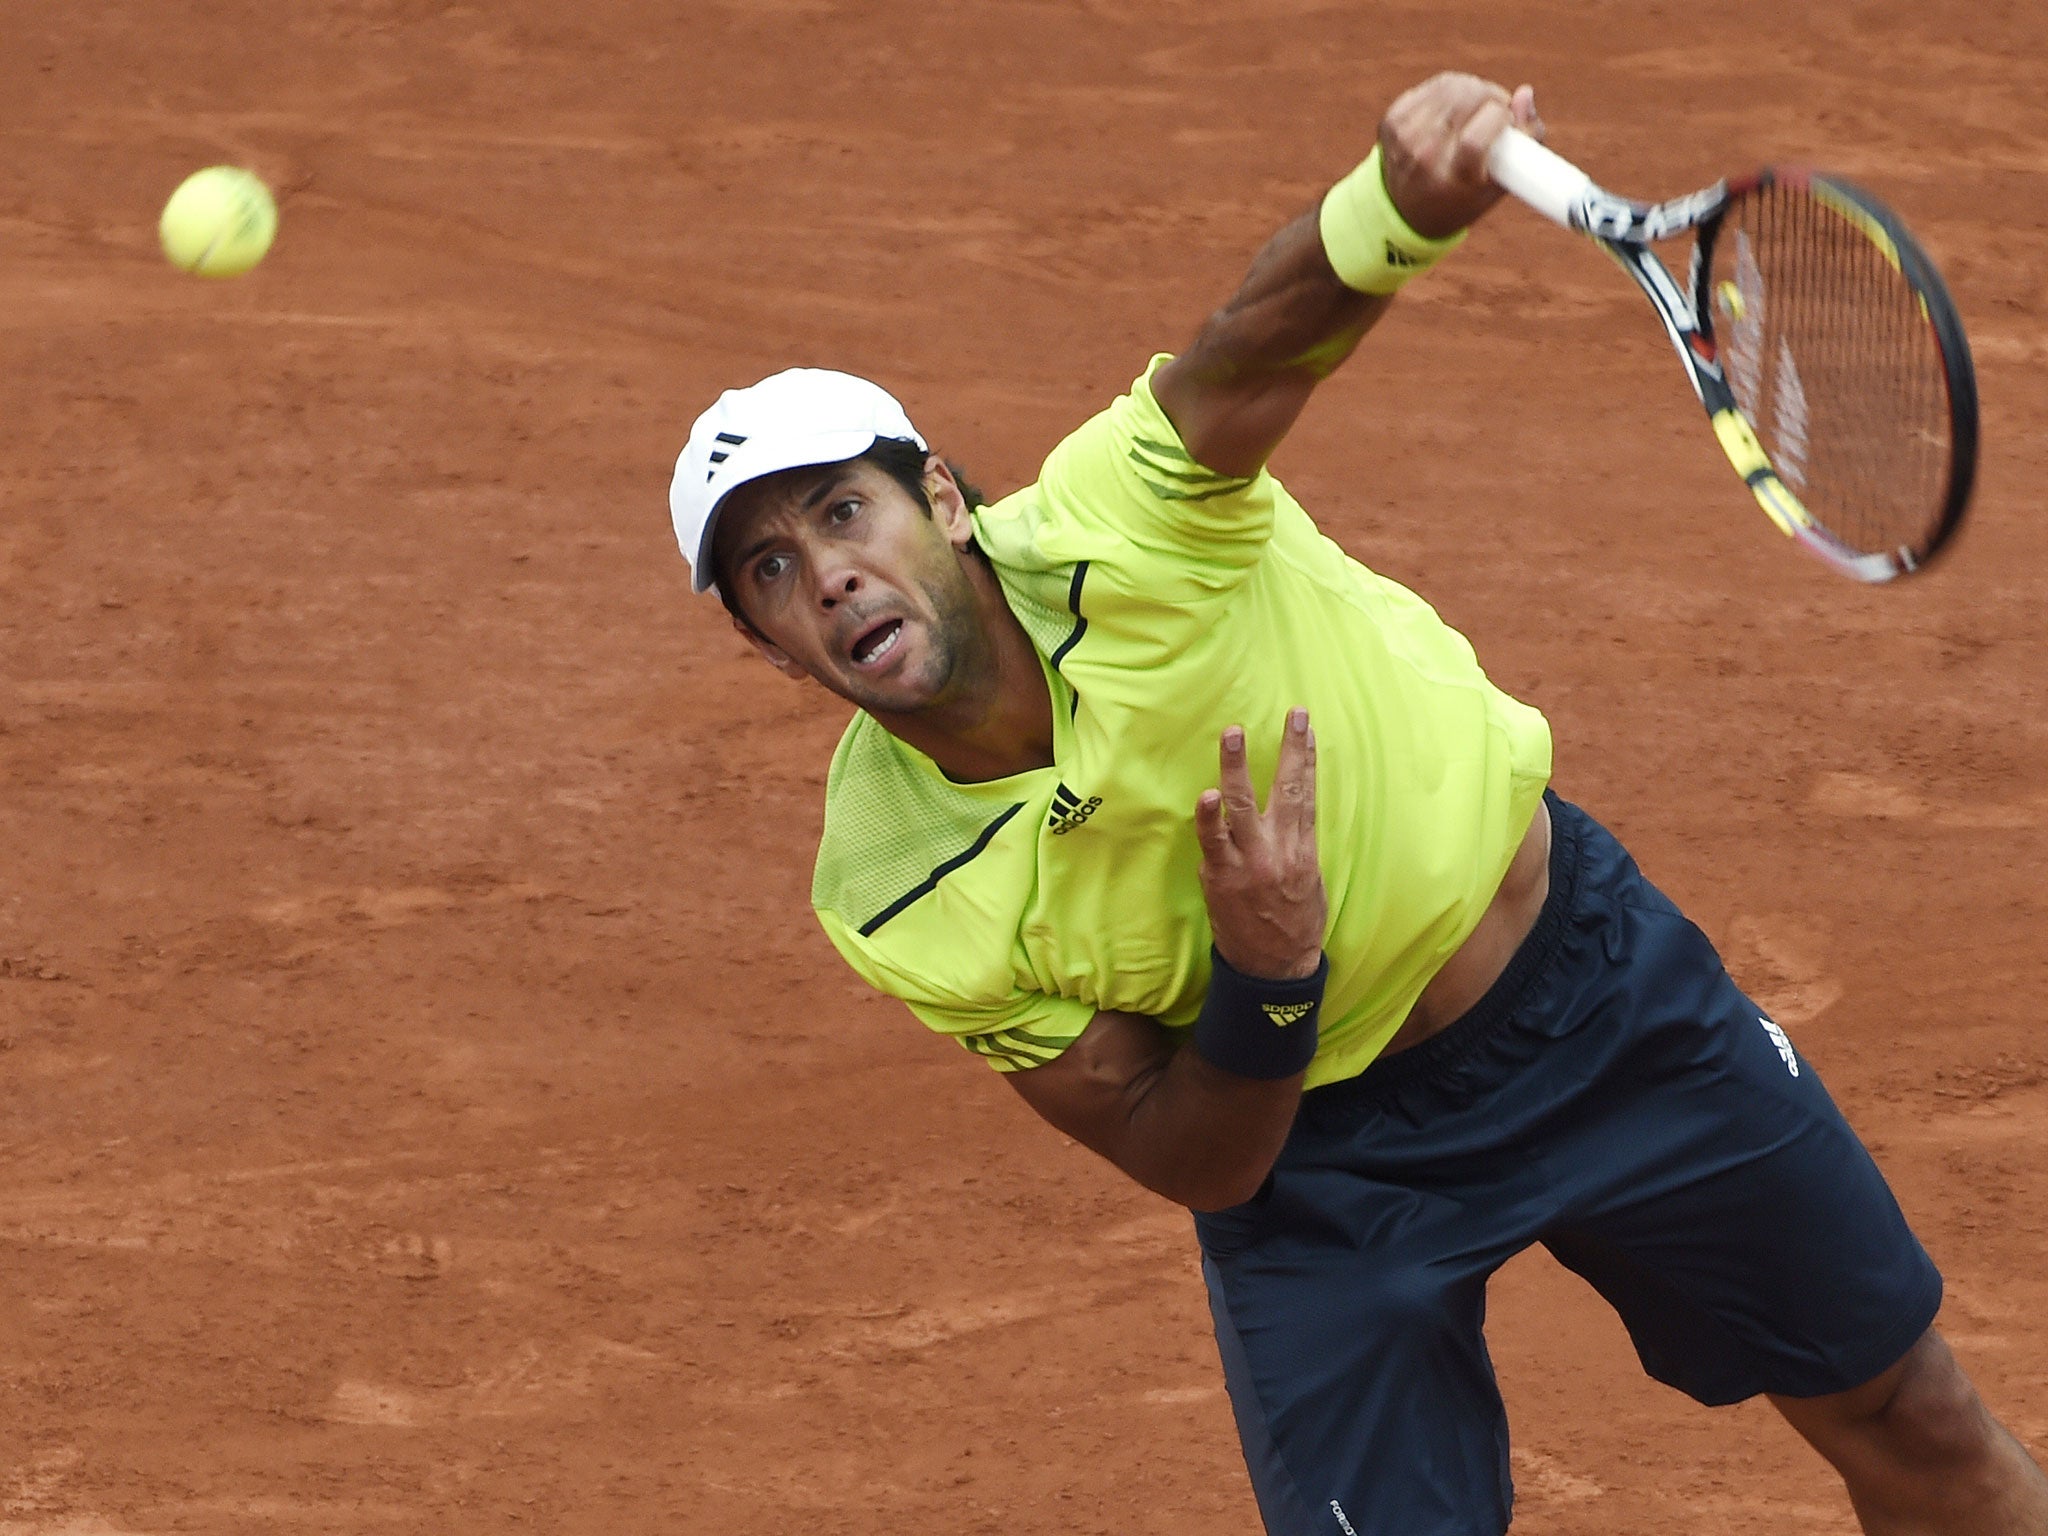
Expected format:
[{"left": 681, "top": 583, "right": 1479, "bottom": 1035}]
[{"left": 713, "top": 457, "right": 988, "bottom": 717}]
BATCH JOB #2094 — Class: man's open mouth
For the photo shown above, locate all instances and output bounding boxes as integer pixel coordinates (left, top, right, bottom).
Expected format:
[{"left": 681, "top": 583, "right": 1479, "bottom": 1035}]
[{"left": 850, "top": 618, "right": 904, "bottom": 667}]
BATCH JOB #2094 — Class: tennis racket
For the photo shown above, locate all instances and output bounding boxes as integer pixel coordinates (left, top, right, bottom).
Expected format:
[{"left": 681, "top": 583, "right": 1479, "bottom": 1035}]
[{"left": 1486, "top": 126, "right": 1977, "bottom": 582}]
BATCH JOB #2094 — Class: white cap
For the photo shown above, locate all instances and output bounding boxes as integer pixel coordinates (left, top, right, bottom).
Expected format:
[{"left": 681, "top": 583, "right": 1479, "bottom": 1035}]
[{"left": 669, "top": 367, "right": 927, "bottom": 593}]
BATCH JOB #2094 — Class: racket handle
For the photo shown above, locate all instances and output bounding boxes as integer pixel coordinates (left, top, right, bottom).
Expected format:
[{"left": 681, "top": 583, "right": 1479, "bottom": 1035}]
[{"left": 1487, "top": 126, "right": 1594, "bottom": 230}]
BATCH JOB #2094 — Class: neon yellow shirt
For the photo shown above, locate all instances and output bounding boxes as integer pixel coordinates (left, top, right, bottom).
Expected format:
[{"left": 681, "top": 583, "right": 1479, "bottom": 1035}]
[{"left": 811, "top": 357, "right": 1552, "bottom": 1089}]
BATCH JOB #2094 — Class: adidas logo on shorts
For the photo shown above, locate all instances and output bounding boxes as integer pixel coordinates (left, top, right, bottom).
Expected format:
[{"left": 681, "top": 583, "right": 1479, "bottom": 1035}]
[{"left": 1759, "top": 1014, "right": 1800, "bottom": 1077}]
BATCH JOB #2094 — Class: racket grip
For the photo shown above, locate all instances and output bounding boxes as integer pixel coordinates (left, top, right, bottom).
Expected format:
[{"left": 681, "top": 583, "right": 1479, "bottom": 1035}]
[{"left": 1487, "top": 126, "right": 1594, "bottom": 230}]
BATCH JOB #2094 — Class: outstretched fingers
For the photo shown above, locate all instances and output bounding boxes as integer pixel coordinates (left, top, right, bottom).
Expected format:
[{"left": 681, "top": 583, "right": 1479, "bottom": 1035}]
[
  {"left": 1269, "top": 707, "right": 1317, "bottom": 841},
  {"left": 1215, "top": 724, "right": 1260, "bottom": 837},
  {"left": 1195, "top": 710, "right": 1320, "bottom": 853},
  {"left": 1193, "top": 709, "right": 1328, "bottom": 980},
  {"left": 1277, "top": 708, "right": 1310, "bottom": 843},
  {"left": 1194, "top": 786, "right": 1232, "bottom": 864}
]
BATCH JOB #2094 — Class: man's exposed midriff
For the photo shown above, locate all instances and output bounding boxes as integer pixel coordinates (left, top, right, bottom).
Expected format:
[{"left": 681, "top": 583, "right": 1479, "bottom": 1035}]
[{"left": 1380, "top": 797, "right": 1553, "bottom": 1057}]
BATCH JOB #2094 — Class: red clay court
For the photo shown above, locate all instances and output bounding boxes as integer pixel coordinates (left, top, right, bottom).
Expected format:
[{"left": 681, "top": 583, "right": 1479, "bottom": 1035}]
[{"left": 3, "top": 2, "right": 2044, "bottom": 1531}]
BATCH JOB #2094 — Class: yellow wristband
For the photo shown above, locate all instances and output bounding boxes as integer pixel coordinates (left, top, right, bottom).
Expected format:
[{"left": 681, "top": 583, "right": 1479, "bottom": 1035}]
[{"left": 1318, "top": 145, "right": 1468, "bottom": 295}]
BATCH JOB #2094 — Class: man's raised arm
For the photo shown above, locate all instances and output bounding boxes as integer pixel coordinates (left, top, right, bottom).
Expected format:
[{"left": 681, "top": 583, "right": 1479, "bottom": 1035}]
[{"left": 1152, "top": 73, "right": 1540, "bottom": 479}]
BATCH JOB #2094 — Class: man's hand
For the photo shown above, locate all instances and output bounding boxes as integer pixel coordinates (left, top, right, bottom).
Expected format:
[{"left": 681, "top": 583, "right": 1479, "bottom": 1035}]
[
  {"left": 1196, "top": 708, "right": 1326, "bottom": 980},
  {"left": 1378, "top": 74, "right": 1544, "bottom": 240}
]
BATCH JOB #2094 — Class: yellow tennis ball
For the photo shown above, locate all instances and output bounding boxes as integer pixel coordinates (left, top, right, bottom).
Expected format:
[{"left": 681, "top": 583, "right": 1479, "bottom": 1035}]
[{"left": 159, "top": 166, "right": 277, "bottom": 278}]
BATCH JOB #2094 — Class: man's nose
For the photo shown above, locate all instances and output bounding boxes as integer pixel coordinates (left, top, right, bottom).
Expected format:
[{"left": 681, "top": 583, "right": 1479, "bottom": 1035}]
[{"left": 815, "top": 564, "right": 862, "bottom": 609}]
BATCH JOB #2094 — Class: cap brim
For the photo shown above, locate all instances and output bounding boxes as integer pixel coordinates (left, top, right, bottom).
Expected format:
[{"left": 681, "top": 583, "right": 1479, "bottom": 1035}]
[{"left": 689, "top": 428, "right": 881, "bottom": 593}]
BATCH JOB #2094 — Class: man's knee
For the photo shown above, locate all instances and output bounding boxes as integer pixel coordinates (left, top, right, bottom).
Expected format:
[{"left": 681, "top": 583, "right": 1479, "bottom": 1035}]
[
  {"left": 1869, "top": 1332, "right": 1998, "bottom": 1469},
  {"left": 1774, "top": 1328, "right": 1993, "bottom": 1476}
]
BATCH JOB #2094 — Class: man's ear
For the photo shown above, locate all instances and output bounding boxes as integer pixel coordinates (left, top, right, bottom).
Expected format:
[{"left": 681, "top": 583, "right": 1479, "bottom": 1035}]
[
  {"left": 733, "top": 615, "right": 808, "bottom": 681},
  {"left": 923, "top": 457, "right": 974, "bottom": 549}
]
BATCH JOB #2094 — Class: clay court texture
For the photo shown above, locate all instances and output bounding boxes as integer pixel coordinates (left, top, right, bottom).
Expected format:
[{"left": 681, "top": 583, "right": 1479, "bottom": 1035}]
[{"left": 3, "top": 1, "right": 2044, "bottom": 1531}]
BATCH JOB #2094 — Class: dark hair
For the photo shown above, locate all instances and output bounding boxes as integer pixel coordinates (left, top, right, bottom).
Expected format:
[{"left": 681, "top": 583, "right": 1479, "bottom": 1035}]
[
  {"left": 861, "top": 437, "right": 989, "bottom": 516},
  {"left": 713, "top": 438, "right": 992, "bottom": 633}
]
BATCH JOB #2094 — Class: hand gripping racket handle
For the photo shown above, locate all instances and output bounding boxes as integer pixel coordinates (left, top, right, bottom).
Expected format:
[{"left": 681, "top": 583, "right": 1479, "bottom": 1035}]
[{"left": 1486, "top": 126, "right": 1594, "bottom": 230}]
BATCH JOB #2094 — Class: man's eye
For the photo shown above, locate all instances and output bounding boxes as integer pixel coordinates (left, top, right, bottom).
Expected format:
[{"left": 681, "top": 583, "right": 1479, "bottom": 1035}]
[
  {"left": 755, "top": 554, "right": 788, "bottom": 583},
  {"left": 827, "top": 498, "right": 860, "bottom": 524}
]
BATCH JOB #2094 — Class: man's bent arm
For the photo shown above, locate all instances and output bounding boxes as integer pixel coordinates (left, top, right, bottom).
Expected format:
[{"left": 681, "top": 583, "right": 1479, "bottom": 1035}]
[
  {"left": 1154, "top": 73, "right": 1537, "bottom": 479},
  {"left": 1008, "top": 713, "right": 1326, "bottom": 1212},
  {"left": 1006, "top": 1008, "right": 1302, "bottom": 1212}
]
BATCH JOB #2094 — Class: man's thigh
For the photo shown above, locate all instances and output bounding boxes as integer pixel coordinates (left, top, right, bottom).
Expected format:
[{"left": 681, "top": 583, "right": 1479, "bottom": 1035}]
[
  {"left": 1198, "top": 1174, "right": 1525, "bottom": 1536},
  {"left": 1537, "top": 886, "right": 1941, "bottom": 1406}
]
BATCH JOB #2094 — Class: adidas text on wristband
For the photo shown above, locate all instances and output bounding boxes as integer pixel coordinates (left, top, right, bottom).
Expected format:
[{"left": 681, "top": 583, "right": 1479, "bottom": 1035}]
[
  {"left": 1318, "top": 144, "right": 1468, "bottom": 295},
  {"left": 1191, "top": 947, "right": 1329, "bottom": 1081}
]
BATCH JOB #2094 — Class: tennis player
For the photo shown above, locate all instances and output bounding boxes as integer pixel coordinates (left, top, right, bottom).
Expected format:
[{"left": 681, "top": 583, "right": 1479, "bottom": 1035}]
[{"left": 668, "top": 72, "right": 2047, "bottom": 1534}]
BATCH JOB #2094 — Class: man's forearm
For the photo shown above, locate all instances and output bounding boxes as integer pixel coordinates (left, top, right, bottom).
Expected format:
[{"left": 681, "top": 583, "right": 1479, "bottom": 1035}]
[
  {"left": 1155, "top": 140, "right": 1464, "bottom": 478},
  {"left": 1154, "top": 209, "right": 1389, "bottom": 479},
  {"left": 1117, "top": 1040, "right": 1306, "bottom": 1212},
  {"left": 1180, "top": 207, "right": 1391, "bottom": 386},
  {"left": 1155, "top": 77, "right": 1535, "bottom": 479},
  {"left": 1006, "top": 1006, "right": 1306, "bottom": 1213}
]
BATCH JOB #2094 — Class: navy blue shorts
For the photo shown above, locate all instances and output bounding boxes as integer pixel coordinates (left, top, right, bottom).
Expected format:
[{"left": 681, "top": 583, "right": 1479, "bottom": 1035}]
[{"left": 1194, "top": 793, "right": 1942, "bottom": 1536}]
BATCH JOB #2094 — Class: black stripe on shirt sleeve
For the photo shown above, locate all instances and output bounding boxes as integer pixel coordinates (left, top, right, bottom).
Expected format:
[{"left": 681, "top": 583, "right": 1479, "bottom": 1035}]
[{"left": 859, "top": 801, "right": 1026, "bottom": 937}]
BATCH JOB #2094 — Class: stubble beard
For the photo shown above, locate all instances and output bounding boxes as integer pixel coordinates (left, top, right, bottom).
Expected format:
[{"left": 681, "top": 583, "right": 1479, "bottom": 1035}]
[{"left": 840, "top": 563, "right": 989, "bottom": 721}]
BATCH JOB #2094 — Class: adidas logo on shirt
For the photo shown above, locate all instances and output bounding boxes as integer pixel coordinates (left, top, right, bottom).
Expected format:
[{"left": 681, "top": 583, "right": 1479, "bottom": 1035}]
[{"left": 1046, "top": 782, "right": 1103, "bottom": 836}]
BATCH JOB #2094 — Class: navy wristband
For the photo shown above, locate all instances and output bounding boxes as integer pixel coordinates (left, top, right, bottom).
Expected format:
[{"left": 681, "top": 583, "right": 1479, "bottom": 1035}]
[{"left": 1191, "top": 947, "right": 1328, "bottom": 1080}]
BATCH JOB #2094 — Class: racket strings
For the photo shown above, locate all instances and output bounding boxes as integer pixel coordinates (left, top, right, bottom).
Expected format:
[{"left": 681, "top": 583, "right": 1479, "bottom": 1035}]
[{"left": 1714, "top": 182, "right": 1952, "bottom": 558}]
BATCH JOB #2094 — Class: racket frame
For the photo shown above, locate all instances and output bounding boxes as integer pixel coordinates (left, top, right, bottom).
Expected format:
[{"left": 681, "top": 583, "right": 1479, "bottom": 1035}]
[{"left": 1486, "top": 126, "right": 1975, "bottom": 582}]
